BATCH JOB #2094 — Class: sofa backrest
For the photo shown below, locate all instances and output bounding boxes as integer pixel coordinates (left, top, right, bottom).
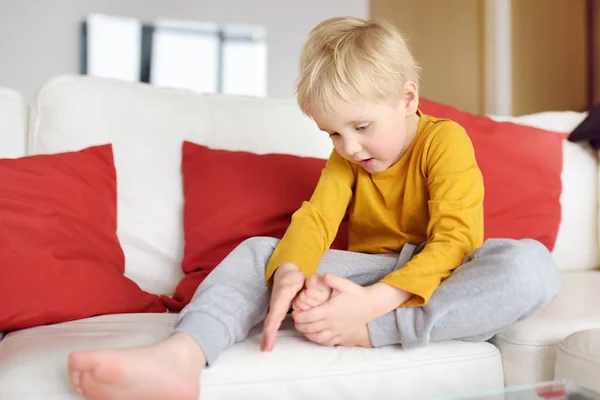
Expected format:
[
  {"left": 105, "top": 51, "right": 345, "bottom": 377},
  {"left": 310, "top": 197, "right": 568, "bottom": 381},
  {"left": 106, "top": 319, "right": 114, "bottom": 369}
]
[
  {"left": 26, "top": 75, "right": 598, "bottom": 295},
  {"left": 0, "top": 87, "right": 27, "bottom": 159},
  {"left": 28, "top": 75, "right": 333, "bottom": 295}
]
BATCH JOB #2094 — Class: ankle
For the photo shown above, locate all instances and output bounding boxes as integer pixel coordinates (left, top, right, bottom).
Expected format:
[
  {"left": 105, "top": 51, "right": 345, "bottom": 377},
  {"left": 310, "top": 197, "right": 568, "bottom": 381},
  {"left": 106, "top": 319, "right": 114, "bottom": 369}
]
[{"left": 168, "top": 333, "right": 207, "bottom": 368}]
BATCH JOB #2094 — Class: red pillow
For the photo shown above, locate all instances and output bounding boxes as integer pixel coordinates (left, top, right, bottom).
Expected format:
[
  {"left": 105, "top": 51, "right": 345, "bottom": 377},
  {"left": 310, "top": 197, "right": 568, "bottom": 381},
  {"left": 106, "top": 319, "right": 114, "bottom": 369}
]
[
  {"left": 419, "top": 98, "right": 565, "bottom": 251},
  {"left": 161, "top": 141, "right": 348, "bottom": 311},
  {"left": 0, "top": 144, "right": 165, "bottom": 331}
]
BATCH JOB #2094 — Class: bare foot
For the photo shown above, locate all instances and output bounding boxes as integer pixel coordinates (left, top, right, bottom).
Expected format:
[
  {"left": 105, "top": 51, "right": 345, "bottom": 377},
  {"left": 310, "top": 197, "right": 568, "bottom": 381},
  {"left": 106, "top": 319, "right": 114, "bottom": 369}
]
[
  {"left": 68, "top": 332, "right": 205, "bottom": 400},
  {"left": 261, "top": 262, "right": 305, "bottom": 352},
  {"left": 293, "top": 274, "right": 332, "bottom": 312}
]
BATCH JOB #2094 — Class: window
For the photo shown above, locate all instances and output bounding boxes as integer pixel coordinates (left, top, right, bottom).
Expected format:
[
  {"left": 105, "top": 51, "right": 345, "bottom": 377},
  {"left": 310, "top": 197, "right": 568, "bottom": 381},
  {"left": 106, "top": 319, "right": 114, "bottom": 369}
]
[{"left": 81, "top": 14, "right": 267, "bottom": 97}]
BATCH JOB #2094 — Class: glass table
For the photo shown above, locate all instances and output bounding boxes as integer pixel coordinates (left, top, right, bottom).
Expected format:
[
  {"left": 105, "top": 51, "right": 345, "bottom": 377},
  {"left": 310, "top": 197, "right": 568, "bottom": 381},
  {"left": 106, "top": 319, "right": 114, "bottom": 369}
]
[{"left": 446, "top": 381, "right": 600, "bottom": 400}]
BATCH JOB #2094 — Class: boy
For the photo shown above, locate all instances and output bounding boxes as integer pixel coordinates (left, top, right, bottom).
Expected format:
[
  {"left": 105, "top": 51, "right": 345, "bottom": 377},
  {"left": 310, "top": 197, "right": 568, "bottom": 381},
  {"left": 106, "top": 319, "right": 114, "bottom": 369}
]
[{"left": 68, "top": 17, "right": 560, "bottom": 400}]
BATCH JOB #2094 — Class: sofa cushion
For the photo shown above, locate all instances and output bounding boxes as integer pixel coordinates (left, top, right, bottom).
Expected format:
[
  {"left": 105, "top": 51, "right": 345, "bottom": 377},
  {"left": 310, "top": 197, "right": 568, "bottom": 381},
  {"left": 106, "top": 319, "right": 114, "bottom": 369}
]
[
  {"left": 490, "top": 271, "right": 600, "bottom": 386},
  {"left": 29, "top": 75, "right": 333, "bottom": 296},
  {"left": 163, "top": 142, "right": 349, "bottom": 310},
  {"left": 488, "top": 111, "right": 595, "bottom": 272},
  {"left": 0, "top": 313, "right": 504, "bottom": 400},
  {"left": 0, "top": 145, "right": 166, "bottom": 331},
  {"left": 555, "top": 328, "right": 600, "bottom": 394},
  {"left": 420, "top": 99, "right": 565, "bottom": 252},
  {"left": 0, "top": 87, "right": 27, "bottom": 159}
]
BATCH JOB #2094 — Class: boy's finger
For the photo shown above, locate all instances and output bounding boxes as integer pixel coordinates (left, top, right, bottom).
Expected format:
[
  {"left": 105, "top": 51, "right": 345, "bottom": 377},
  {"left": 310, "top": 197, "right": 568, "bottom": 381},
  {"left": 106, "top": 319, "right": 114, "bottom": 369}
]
[
  {"left": 268, "top": 293, "right": 292, "bottom": 323},
  {"left": 305, "top": 329, "right": 335, "bottom": 345},
  {"left": 261, "top": 288, "right": 296, "bottom": 351},
  {"left": 294, "top": 319, "right": 328, "bottom": 334},
  {"left": 261, "top": 313, "right": 282, "bottom": 351},
  {"left": 292, "top": 303, "right": 327, "bottom": 323}
]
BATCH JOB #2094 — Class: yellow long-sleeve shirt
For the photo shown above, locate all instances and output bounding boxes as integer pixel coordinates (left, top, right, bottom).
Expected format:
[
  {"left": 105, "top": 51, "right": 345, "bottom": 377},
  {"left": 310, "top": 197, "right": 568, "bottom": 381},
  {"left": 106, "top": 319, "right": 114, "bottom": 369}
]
[{"left": 265, "top": 112, "right": 484, "bottom": 306}]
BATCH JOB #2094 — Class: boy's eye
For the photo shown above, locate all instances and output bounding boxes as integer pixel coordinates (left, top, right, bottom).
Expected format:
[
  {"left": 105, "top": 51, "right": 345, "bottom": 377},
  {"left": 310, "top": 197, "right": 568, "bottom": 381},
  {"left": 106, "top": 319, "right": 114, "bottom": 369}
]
[
  {"left": 329, "top": 132, "right": 340, "bottom": 137},
  {"left": 356, "top": 124, "right": 370, "bottom": 131}
]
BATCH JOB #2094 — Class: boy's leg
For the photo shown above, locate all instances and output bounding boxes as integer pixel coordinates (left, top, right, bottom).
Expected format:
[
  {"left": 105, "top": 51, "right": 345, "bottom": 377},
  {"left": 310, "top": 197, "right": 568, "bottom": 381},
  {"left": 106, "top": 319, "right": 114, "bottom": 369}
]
[
  {"left": 69, "top": 236, "right": 409, "bottom": 400},
  {"left": 68, "top": 237, "right": 556, "bottom": 399},
  {"left": 173, "top": 236, "right": 415, "bottom": 365},
  {"left": 368, "top": 238, "right": 562, "bottom": 348},
  {"left": 69, "top": 238, "right": 404, "bottom": 400},
  {"left": 171, "top": 236, "right": 276, "bottom": 365}
]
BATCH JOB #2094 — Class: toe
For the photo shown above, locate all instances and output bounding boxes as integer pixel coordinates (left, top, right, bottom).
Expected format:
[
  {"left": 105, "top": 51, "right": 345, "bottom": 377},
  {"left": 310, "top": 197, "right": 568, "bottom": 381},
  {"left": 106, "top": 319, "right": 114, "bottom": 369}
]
[
  {"left": 69, "top": 351, "right": 100, "bottom": 372},
  {"left": 306, "top": 274, "right": 319, "bottom": 288},
  {"left": 295, "top": 299, "right": 311, "bottom": 311},
  {"left": 80, "top": 368, "right": 113, "bottom": 400},
  {"left": 91, "top": 356, "right": 123, "bottom": 385},
  {"left": 292, "top": 298, "right": 304, "bottom": 312},
  {"left": 70, "top": 370, "right": 82, "bottom": 394},
  {"left": 306, "top": 288, "right": 326, "bottom": 304},
  {"left": 315, "top": 282, "right": 330, "bottom": 294},
  {"left": 80, "top": 370, "right": 93, "bottom": 397}
]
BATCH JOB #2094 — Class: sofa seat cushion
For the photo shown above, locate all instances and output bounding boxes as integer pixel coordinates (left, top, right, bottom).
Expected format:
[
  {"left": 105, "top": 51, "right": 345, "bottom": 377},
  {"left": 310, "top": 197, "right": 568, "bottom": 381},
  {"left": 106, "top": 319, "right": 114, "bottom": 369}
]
[
  {"left": 491, "top": 271, "right": 600, "bottom": 386},
  {"left": 555, "top": 328, "right": 600, "bottom": 393},
  {"left": 0, "top": 313, "right": 503, "bottom": 400}
]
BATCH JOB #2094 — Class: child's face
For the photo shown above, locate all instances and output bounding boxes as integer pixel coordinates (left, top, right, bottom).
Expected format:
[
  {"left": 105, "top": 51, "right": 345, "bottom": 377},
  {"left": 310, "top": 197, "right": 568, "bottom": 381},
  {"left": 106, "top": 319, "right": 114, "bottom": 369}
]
[{"left": 312, "top": 89, "right": 419, "bottom": 174}]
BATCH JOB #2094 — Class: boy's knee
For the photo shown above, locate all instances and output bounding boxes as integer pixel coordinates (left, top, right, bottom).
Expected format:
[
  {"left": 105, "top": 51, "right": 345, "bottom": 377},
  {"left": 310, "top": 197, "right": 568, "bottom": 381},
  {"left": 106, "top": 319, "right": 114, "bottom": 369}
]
[
  {"left": 511, "top": 238, "right": 556, "bottom": 273},
  {"left": 231, "top": 237, "right": 280, "bottom": 276},
  {"left": 488, "top": 238, "right": 561, "bottom": 303},
  {"left": 510, "top": 238, "right": 552, "bottom": 266}
]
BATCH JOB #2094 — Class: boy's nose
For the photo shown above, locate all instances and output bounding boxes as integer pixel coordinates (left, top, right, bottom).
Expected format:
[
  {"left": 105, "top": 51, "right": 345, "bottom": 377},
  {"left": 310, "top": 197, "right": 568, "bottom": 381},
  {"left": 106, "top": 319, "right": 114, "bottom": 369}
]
[{"left": 343, "top": 139, "right": 361, "bottom": 157}]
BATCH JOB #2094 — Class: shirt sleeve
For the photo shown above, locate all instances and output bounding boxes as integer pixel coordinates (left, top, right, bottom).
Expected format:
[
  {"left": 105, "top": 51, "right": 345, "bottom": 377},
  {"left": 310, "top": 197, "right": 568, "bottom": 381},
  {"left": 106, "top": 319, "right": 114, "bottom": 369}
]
[
  {"left": 379, "top": 122, "right": 484, "bottom": 306},
  {"left": 265, "top": 149, "right": 356, "bottom": 284}
]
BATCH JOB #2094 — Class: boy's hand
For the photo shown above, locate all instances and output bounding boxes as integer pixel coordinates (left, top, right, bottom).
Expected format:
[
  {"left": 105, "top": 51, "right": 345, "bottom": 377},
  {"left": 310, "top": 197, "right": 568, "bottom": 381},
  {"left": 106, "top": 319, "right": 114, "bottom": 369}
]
[
  {"left": 292, "top": 273, "right": 375, "bottom": 346},
  {"left": 261, "top": 263, "right": 305, "bottom": 352},
  {"left": 339, "top": 324, "right": 373, "bottom": 348}
]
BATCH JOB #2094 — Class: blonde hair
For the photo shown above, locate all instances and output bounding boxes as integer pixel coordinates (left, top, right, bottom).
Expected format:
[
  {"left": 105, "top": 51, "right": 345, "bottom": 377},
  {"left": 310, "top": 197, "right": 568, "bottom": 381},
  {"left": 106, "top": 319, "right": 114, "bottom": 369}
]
[{"left": 296, "top": 17, "right": 420, "bottom": 117}]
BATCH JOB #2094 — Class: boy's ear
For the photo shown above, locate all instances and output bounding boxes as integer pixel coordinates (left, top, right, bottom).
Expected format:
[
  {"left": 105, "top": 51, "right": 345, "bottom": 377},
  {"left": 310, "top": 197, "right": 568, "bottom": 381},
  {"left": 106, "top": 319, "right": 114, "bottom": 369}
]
[{"left": 403, "top": 81, "right": 419, "bottom": 115}]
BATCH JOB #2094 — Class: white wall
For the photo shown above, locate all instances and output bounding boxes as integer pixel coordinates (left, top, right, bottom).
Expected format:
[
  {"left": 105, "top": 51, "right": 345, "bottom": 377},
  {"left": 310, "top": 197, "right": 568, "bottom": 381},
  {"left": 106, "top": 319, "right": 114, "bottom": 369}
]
[
  {"left": 483, "top": 0, "right": 511, "bottom": 116},
  {"left": 0, "top": 0, "right": 368, "bottom": 99}
]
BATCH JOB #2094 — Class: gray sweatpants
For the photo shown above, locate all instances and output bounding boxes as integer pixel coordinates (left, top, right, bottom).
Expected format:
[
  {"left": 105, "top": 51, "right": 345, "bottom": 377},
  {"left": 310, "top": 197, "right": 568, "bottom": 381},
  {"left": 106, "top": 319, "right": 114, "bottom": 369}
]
[{"left": 173, "top": 237, "right": 561, "bottom": 365}]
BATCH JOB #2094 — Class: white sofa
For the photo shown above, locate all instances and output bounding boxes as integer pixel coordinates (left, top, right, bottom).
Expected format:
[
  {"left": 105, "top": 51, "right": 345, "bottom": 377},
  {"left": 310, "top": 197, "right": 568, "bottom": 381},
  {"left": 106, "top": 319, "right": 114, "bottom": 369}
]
[{"left": 0, "top": 75, "right": 598, "bottom": 400}]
